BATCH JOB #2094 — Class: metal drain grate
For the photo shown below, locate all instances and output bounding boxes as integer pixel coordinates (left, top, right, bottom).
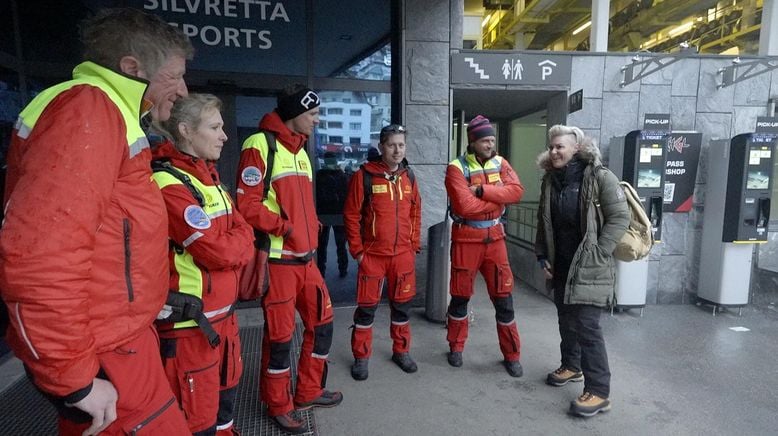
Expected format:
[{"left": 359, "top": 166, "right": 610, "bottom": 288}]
[
  {"left": 0, "top": 323, "right": 316, "bottom": 436},
  {"left": 235, "top": 323, "right": 317, "bottom": 436},
  {"left": 0, "top": 370, "right": 58, "bottom": 435}
]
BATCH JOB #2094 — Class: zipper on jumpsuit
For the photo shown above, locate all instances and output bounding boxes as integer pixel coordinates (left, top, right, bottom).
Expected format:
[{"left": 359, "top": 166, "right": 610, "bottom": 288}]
[{"left": 123, "top": 218, "right": 135, "bottom": 302}]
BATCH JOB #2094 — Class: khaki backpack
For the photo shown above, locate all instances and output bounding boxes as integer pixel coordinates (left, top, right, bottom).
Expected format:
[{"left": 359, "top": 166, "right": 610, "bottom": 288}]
[{"left": 612, "top": 181, "right": 654, "bottom": 261}]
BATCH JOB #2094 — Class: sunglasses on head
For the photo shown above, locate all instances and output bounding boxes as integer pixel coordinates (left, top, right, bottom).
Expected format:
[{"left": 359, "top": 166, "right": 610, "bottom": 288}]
[{"left": 380, "top": 124, "right": 406, "bottom": 134}]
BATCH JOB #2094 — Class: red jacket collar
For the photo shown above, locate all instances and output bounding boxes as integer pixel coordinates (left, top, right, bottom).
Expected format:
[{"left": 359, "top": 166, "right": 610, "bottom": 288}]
[
  {"left": 258, "top": 111, "right": 306, "bottom": 152},
  {"left": 152, "top": 138, "right": 221, "bottom": 185}
]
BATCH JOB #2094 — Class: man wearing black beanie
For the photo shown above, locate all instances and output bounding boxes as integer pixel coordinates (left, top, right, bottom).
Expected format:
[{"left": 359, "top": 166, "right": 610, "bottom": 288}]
[
  {"left": 444, "top": 114, "right": 526, "bottom": 378},
  {"left": 236, "top": 83, "right": 342, "bottom": 434}
]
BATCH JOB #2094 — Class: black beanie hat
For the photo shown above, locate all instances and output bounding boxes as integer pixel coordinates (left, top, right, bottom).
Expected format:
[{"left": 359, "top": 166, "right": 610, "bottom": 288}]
[
  {"left": 467, "top": 115, "right": 495, "bottom": 143},
  {"left": 277, "top": 87, "right": 321, "bottom": 121}
]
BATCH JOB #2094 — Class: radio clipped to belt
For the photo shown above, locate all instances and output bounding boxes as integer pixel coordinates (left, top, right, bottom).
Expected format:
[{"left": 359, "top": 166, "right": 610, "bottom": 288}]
[{"left": 157, "top": 292, "right": 221, "bottom": 348}]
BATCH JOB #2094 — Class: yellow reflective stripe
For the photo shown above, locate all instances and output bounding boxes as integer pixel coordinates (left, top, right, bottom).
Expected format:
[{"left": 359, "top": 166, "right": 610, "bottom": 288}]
[
  {"left": 172, "top": 251, "right": 203, "bottom": 329},
  {"left": 270, "top": 171, "right": 300, "bottom": 182},
  {"left": 152, "top": 167, "right": 233, "bottom": 216},
  {"left": 18, "top": 62, "right": 147, "bottom": 155}
]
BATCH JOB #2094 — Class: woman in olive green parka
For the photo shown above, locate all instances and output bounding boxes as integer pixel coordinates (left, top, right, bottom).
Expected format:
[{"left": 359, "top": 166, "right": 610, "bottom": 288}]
[{"left": 535, "top": 125, "right": 629, "bottom": 418}]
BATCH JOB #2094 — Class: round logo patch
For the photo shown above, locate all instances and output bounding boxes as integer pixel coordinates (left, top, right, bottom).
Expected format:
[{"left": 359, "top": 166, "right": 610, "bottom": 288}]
[
  {"left": 241, "top": 166, "right": 262, "bottom": 186},
  {"left": 184, "top": 205, "right": 211, "bottom": 230}
]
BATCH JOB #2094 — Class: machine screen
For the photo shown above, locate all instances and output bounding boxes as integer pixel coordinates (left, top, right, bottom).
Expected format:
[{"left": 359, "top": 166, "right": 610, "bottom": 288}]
[
  {"left": 746, "top": 170, "right": 769, "bottom": 190},
  {"left": 637, "top": 169, "right": 661, "bottom": 188}
]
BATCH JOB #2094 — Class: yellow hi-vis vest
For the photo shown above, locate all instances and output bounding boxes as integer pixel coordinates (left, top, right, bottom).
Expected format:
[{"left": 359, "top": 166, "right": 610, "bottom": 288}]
[
  {"left": 153, "top": 166, "right": 234, "bottom": 329},
  {"left": 449, "top": 153, "right": 506, "bottom": 226},
  {"left": 241, "top": 133, "right": 314, "bottom": 259},
  {"left": 15, "top": 62, "right": 149, "bottom": 158}
]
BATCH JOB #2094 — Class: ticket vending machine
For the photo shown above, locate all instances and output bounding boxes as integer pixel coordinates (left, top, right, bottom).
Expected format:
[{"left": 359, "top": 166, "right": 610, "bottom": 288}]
[
  {"left": 698, "top": 118, "right": 775, "bottom": 315},
  {"left": 608, "top": 114, "right": 668, "bottom": 314}
]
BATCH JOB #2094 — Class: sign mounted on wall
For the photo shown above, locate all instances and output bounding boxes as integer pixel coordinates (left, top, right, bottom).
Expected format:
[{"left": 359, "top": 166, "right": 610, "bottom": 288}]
[
  {"left": 96, "top": 0, "right": 307, "bottom": 75},
  {"left": 568, "top": 89, "right": 583, "bottom": 114},
  {"left": 451, "top": 52, "right": 572, "bottom": 86},
  {"left": 663, "top": 131, "right": 702, "bottom": 213}
]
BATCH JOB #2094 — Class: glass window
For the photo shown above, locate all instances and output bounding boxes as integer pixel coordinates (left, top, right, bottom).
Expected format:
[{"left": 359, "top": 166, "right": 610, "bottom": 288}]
[
  {"left": 319, "top": 121, "right": 327, "bottom": 129},
  {"left": 329, "top": 108, "right": 343, "bottom": 115},
  {"left": 316, "top": 90, "right": 390, "bottom": 177},
  {"left": 334, "top": 43, "right": 392, "bottom": 81},
  {"left": 320, "top": 107, "right": 327, "bottom": 116},
  {"left": 329, "top": 121, "right": 343, "bottom": 129}
]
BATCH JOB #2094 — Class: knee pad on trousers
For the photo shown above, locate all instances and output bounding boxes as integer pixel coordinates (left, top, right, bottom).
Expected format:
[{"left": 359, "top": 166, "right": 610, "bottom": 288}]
[
  {"left": 390, "top": 300, "right": 412, "bottom": 323},
  {"left": 354, "top": 305, "right": 377, "bottom": 326},
  {"left": 313, "top": 322, "right": 334, "bottom": 356},
  {"left": 448, "top": 296, "right": 470, "bottom": 318},
  {"left": 493, "top": 295, "right": 515, "bottom": 324},
  {"left": 268, "top": 340, "right": 292, "bottom": 370}
]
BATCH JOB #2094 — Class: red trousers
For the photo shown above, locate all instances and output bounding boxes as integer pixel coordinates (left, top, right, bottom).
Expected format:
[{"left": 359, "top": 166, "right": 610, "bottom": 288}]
[
  {"left": 260, "top": 261, "right": 334, "bottom": 416},
  {"left": 351, "top": 250, "right": 416, "bottom": 359},
  {"left": 160, "top": 313, "right": 243, "bottom": 434},
  {"left": 446, "top": 240, "right": 521, "bottom": 361},
  {"left": 58, "top": 326, "right": 190, "bottom": 436}
]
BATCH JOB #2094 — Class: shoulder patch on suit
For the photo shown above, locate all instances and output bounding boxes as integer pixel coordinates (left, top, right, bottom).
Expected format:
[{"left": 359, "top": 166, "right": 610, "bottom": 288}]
[
  {"left": 184, "top": 205, "right": 212, "bottom": 230},
  {"left": 241, "top": 166, "right": 262, "bottom": 186}
]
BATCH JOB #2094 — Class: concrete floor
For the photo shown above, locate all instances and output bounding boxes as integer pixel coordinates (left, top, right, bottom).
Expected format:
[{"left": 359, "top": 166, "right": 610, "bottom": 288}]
[
  {"left": 2, "top": 275, "right": 778, "bottom": 435},
  {"left": 307, "top": 280, "right": 778, "bottom": 436}
]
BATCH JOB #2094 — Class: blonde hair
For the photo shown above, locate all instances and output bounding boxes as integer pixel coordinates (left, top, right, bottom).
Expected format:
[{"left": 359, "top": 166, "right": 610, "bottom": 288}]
[
  {"left": 158, "top": 93, "right": 222, "bottom": 146},
  {"left": 547, "top": 124, "right": 586, "bottom": 145}
]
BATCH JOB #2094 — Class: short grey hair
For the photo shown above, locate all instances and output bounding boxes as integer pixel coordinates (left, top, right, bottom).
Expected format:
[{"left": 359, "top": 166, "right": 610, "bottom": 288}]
[
  {"left": 80, "top": 8, "right": 194, "bottom": 77},
  {"left": 158, "top": 93, "right": 222, "bottom": 146},
  {"left": 547, "top": 124, "right": 586, "bottom": 145}
]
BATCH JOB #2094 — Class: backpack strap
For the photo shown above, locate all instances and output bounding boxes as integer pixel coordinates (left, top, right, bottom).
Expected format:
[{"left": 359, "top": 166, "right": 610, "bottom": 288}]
[
  {"left": 457, "top": 155, "right": 470, "bottom": 184},
  {"left": 361, "top": 164, "right": 415, "bottom": 214},
  {"left": 361, "top": 166, "right": 373, "bottom": 214},
  {"left": 151, "top": 160, "right": 205, "bottom": 207},
  {"left": 261, "top": 131, "right": 277, "bottom": 201}
]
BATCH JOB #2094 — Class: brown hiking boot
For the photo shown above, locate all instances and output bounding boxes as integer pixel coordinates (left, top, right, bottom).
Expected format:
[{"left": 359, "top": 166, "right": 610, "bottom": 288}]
[
  {"left": 294, "top": 390, "right": 343, "bottom": 411},
  {"left": 546, "top": 366, "right": 584, "bottom": 386},
  {"left": 271, "top": 412, "right": 308, "bottom": 434},
  {"left": 569, "top": 391, "right": 611, "bottom": 417}
]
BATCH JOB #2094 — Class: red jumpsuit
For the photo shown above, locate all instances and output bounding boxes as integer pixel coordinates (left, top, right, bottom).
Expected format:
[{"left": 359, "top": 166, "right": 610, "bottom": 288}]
[
  {"left": 343, "top": 160, "right": 421, "bottom": 359},
  {"left": 445, "top": 153, "right": 524, "bottom": 362},
  {"left": 0, "top": 62, "right": 189, "bottom": 435},
  {"left": 152, "top": 139, "right": 255, "bottom": 434},
  {"left": 236, "top": 111, "right": 334, "bottom": 417}
]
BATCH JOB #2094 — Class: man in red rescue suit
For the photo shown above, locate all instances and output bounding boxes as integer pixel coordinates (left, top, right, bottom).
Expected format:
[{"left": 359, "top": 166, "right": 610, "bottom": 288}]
[
  {"left": 445, "top": 115, "right": 525, "bottom": 378},
  {"left": 236, "top": 84, "right": 343, "bottom": 435},
  {"left": 152, "top": 94, "right": 256, "bottom": 435},
  {"left": 0, "top": 9, "right": 192, "bottom": 436},
  {"left": 343, "top": 124, "right": 422, "bottom": 381}
]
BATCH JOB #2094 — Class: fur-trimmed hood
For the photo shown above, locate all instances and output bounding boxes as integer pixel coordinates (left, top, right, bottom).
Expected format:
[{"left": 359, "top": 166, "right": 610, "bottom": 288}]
[{"left": 536, "top": 137, "right": 603, "bottom": 171}]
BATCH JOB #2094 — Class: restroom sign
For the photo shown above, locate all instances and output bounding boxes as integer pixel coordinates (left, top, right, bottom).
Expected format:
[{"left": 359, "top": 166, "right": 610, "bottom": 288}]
[{"left": 452, "top": 52, "right": 572, "bottom": 86}]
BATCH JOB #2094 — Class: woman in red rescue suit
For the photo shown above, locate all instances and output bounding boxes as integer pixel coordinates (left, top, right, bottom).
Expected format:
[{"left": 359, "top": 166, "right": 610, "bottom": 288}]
[{"left": 152, "top": 94, "right": 255, "bottom": 435}]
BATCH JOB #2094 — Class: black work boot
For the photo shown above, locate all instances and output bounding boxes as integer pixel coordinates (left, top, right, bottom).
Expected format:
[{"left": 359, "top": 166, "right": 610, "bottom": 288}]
[
  {"left": 503, "top": 359, "right": 523, "bottom": 378},
  {"left": 391, "top": 352, "right": 418, "bottom": 373},
  {"left": 447, "top": 351, "right": 463, "bottom": 367},
  {"left": 351, "top": 358, "right": 369, "bottom": 381}
]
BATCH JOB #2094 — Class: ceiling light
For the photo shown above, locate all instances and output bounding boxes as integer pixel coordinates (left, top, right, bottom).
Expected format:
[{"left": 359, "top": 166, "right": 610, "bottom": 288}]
[
  {"left": 668, "top": 22, "right": 693, "bottom": 37},
  {"left": 482, "top": 14, "right": 492, "bottom": 27},
  {"left": 572, "top": 21, "right": 591, "bottom": 36}
]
